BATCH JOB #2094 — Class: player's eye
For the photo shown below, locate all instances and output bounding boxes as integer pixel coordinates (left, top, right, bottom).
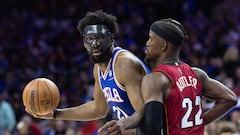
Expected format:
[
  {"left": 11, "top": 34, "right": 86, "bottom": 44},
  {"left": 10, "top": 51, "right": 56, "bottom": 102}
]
[
  {"left": 85, "top": 36, "right": 94, "bottom": 43},
  {"left": 96, "top": 35, "right": 105, "bottom": 42},
  {"left": 84, "top": 34, "right": 106, "bottom": 43}
]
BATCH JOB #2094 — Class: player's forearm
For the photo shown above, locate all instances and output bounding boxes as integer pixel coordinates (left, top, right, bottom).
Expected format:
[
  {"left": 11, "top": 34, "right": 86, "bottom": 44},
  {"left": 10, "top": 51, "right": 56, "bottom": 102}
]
[
  {"left": 120, "top": 112, "right": 143, "bottom": 130},
  {"left": 204, "top": 99, "right": 237, "bottom": 124},
  {"left": 55, "top": 101, "right": 107, "bottom": 121}
]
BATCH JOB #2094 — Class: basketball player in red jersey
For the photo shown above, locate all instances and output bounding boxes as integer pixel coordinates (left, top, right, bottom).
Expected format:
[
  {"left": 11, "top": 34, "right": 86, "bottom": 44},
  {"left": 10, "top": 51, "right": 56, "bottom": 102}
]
[{"left": 98, "top": 18, "right": 238, "bottom": 135}]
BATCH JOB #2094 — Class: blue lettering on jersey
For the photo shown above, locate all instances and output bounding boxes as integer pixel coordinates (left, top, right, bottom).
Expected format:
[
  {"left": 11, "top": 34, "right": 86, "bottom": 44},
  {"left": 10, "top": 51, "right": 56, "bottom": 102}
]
[{"left": 102, "top": 87, "right": 124, "bottom": 102}]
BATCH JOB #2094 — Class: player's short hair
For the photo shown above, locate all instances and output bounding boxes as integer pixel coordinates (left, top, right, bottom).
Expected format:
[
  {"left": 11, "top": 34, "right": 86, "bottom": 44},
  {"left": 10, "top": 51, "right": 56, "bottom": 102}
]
[
  {"left": 150, "top": 18, "right": 188, "bottom": 46},
  {"left": 77, "top": 10, "right": 118, "bottom": 35}
]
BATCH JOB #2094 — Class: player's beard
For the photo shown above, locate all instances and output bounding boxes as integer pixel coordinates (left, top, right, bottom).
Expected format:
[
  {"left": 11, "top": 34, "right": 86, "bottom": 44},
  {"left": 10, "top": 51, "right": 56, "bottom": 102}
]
[{"left": 90, "top": 46, "right": 112, "bottom": 63}]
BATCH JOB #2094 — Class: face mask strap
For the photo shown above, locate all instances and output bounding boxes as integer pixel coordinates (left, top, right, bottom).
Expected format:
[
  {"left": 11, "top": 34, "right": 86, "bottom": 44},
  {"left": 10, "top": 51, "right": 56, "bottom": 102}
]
[{"left": 83, "top": 25, "right": 110, "bottom": 35}]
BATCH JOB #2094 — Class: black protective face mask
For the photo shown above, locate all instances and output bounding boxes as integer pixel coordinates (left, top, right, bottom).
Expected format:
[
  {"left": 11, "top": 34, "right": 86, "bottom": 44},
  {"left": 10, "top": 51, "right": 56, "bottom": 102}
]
[{"left": 83, "top": 25, "right": 113, "bottom": 63}]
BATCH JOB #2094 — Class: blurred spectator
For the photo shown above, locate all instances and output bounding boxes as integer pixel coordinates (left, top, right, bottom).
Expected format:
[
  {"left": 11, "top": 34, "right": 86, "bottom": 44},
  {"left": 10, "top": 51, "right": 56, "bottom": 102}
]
[
  {"left": 230, "top": 109, "right": 240, "bottom": 133},
  {"left": 16, "top": 115, "right": 42, "bottom": 135},
  {"left": 78, "top": 121, "right": 98, "bottom": 135},
  {"left": 217, "top": 126, "right": 234, "bottom": 135},
  {"left": 44, "top": 120, "right": 75, "bottom": 135},
  {"left": 223, "top": 46, "right": 240, "bottom": 79},
  {"left": 230, "top": 109, "right": 240, "bottom": 124},
  {"left": 0, "top": 89, "right": 16, "bottom": 135},
  {"left": 206, "top": 120, "right": 238, "bottom": 135},
  {"left": 233, "top": 66, "right": 240, "bottom": 95}
]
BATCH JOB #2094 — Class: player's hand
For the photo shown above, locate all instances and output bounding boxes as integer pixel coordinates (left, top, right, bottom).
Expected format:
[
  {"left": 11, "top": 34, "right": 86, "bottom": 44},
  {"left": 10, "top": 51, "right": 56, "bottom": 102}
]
[
  {"left": 25, "top": 108, "right": 54, "bottom": 120},
  {"left": 98, "top": 120, "right": 124, "bottom": 135}
]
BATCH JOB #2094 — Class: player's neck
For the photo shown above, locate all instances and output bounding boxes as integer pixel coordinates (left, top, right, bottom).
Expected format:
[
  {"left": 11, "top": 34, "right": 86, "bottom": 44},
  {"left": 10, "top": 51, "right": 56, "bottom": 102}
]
[
  {"left": 161, "top": 51, "right": 180, "bottom": 65},
  {"left": 162, "top": 58, "right": 180, "bottom": 65},
  {"left": 97, "top": 62, "right": 110, "bottom": 73}
]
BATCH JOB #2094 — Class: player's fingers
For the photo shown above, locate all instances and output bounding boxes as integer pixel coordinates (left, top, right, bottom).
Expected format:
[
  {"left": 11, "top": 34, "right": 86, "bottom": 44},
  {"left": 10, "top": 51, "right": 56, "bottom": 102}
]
[
  {"left": 98, "top": 126, "right": 121, "bottom": 135},
  {"left": 98, "top": 120, "right": 117, "bottom": 133},
  {"left": 107, "top": 125, "right": 122, "bottom": 135},
  {"left": 25, "top": 108, "right": 38, "bottom": 117},
  {"left": 98, "top": 129, "right": 107, "bottom": 135},
  {"left": 25, "top": 108, "right": 54, "bottom": 120},
  {"left": 112, "top": 130, "right": 122, "bottom": 135}
]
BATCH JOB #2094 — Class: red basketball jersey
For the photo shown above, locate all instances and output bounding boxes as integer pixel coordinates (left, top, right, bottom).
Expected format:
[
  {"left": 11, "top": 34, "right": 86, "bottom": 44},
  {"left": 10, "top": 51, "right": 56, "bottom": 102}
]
[{"left": 153, "top": 63, "right": 204, "bottom": 135}]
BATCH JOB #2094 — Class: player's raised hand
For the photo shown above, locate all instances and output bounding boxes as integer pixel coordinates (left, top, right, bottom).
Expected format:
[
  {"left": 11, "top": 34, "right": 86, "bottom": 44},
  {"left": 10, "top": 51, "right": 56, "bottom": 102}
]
[{"left": 98, "top": 120, "right": 124, "bottom": 135}]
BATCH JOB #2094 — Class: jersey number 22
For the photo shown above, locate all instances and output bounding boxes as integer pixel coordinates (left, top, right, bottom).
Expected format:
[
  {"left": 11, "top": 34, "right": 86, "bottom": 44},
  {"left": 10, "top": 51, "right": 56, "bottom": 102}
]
[{"left": 181, "top": 96, "right": 203, "bottom": 128}]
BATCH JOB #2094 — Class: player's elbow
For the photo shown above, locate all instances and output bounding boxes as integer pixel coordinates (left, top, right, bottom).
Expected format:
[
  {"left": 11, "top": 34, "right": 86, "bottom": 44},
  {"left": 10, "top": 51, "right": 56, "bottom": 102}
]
[
  {"left": 230, "top": 95, "right": 238, "bottom": 107},
  {"left": 95, "top": 107, "right": 109, "bottom": 119},
  {"left": 98, "top": 110, "right": 109, "bottom": 118},
  {"left": 225, "top": 92, "right": 238, "bottom": 108}
]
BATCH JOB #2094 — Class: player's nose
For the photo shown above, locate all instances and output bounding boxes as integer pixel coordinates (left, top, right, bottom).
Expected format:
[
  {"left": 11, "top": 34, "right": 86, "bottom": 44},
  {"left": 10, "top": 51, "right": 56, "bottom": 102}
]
[{"left": 91, "top": 39, "right": 100, "bottom": 47}]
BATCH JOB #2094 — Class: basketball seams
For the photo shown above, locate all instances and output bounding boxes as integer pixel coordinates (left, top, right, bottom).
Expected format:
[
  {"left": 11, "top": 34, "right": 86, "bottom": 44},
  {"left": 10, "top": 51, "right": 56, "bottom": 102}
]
[
  {"left": 43, "top": 79, "right": 54, "bottom": 112},
  {"left": 37, "top": 80, "right": 41, "bottom": 114},
  {"left": 23, "top": 80, "right": 35, "bottom": 110}
]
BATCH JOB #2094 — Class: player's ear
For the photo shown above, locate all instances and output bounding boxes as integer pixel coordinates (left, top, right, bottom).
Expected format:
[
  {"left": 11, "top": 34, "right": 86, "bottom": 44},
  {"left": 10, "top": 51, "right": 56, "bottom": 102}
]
[{"left": 161, "top": 39, "right": 167, "bottom": 51}]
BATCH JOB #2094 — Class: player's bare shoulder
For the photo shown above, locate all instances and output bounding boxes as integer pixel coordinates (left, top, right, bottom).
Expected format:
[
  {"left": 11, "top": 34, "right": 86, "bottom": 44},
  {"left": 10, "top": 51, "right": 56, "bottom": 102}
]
[
  {"left": 114, "top": 51, "right": 146, "bottom": 83},
  {"left": 115, "top": 51, "right": 144, "bottom": 72},
  {"left": 191, "top": 67, "right": 209, "bottom": 82}
]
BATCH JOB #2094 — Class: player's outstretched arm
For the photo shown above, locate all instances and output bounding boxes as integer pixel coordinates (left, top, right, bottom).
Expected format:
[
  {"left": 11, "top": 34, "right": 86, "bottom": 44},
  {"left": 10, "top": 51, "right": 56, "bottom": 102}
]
[
  {"left": 25, "top": 65, "right": 109, "bottom": 121},
  {"left": 25, "top": 88, "right": 109, "bottom": 121},
  {"left": 193, "top": 67, "right": 237, "bottom": 125}
]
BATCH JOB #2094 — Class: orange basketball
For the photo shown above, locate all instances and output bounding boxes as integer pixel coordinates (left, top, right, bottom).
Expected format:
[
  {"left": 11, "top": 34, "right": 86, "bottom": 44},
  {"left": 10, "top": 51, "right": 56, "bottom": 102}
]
[{"left": 22, "top": 78, "right": 60, "bottom": 115}]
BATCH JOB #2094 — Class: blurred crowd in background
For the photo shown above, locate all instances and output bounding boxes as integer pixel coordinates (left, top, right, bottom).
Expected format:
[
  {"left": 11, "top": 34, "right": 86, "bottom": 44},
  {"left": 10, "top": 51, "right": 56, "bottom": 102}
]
[{"left": 0, "top": 0, "right": 240, "bottom": 135}]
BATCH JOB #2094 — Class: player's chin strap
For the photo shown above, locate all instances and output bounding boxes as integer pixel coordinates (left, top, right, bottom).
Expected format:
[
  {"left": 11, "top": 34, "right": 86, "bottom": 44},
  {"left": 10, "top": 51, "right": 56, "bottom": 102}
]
[{"left": 137, "top": 101, "right": 166, "bottom": 135}]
